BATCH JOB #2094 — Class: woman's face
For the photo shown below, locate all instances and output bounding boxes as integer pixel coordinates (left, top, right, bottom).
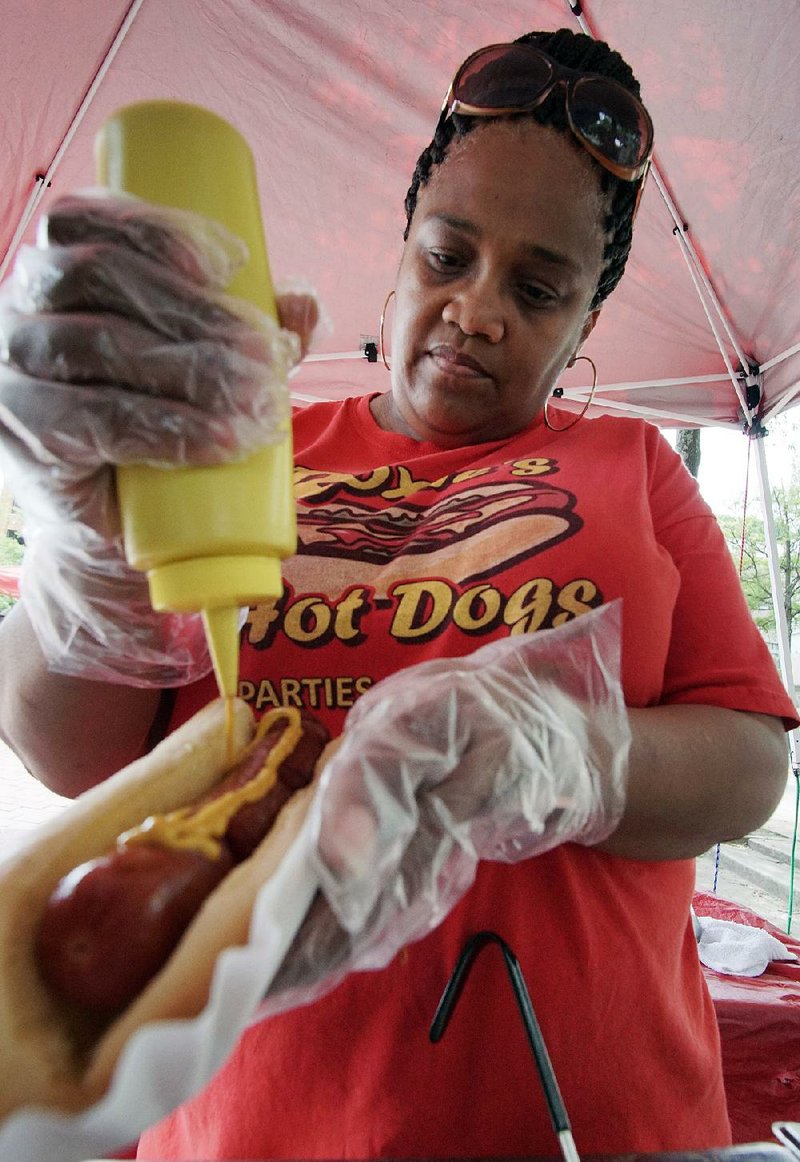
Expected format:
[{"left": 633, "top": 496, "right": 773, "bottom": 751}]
[{"left": 376, "top": 118, "right": 609, "bottom": 446}]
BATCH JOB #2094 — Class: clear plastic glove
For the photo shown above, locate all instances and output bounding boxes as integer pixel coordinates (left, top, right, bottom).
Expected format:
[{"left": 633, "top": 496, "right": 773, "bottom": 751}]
[
  {"left": 0, "top": 190, "right": 320, "bottom": 684},
  {"left": 265, "top": 602, "right": 629, "bottom": 1011}
]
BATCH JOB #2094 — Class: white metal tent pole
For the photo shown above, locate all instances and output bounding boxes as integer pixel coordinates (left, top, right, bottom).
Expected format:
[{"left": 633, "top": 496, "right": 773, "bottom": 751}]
[
  {"left": 0, "top": 0, "right": 145, "bottom": 283},
  {"left": 761, "top": 340, "right": 800, "bottom": 374},
  {"left": 660, "top": 210, "right": 755, "bottom": 425},
  {"left": 753, "top": 436, "right": 799, "bottom": 767}
]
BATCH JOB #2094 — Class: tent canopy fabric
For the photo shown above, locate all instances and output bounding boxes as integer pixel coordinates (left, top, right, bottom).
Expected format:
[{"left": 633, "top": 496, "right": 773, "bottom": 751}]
[{"left": 2, "top": 0, "right": 799, "bottom": 430}]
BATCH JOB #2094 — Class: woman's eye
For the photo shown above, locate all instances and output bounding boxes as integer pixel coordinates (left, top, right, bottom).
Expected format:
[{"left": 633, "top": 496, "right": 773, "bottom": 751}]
[
  {"left": 427, "top": 249, "right": 464, "bottom": 272},
  {"left": 519, "top": 281, "right": 557, "bottom": 306}
]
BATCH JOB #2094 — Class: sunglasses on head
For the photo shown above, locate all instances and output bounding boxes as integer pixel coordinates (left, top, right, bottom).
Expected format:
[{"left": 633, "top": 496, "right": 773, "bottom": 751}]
[{"left": 440, "top": 42, "right": 653, "bottom": 197}]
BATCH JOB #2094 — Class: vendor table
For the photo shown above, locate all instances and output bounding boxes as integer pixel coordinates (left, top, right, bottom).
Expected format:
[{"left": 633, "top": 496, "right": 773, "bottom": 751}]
[
  {"left": 694, "top": 892, "right": 800, "bottom": 1142},
  {"left": 88, "top": 1149, "right": 797, "bottom": 1162}
]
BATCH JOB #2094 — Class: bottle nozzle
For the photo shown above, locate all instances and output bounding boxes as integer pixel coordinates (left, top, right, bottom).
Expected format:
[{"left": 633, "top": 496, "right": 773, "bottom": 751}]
[
  {"left": 201, "top": 606, "right": 242, "bottom": 701},
  {"left": 143, "top": 552, "right": 284, "bottom": 703}
]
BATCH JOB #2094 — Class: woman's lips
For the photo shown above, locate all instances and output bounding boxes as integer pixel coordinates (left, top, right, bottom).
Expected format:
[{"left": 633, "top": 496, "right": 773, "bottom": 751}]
[{"left": 428, "top": 345, "right": 492, "bottom": 380}]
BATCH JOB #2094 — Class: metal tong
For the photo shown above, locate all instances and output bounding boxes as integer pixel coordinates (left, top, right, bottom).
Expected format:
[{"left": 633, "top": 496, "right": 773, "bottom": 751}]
[
  {"left": 430, "top": 929, "right": 580, "bottom": 1162},
  {"left": 773, "top": 1124, "right": 800, "bottom": 1161}
]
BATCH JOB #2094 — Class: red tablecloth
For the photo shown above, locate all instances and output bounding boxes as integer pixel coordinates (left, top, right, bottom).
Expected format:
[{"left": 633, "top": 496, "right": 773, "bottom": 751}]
[
  {"left": 694, "top": 891, "right": 800, "bottom": 1142},
  {"left": 0, "top": 566, "right": 20, "bottom": 597}
]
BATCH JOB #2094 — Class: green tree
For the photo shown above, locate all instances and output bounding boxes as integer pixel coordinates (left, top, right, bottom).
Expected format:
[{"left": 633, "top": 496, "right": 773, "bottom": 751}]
[
  {"left": 719, "top": 469, "right": 800, "bottom": 651},
  {"left": 676, "top": 428, "right": 701, "bottom": 479}
]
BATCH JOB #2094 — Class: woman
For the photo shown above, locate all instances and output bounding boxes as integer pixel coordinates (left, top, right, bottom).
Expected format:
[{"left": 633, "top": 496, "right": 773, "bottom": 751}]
[{"left": 0, "top": 27, "right": 795, "bottom": 1158}]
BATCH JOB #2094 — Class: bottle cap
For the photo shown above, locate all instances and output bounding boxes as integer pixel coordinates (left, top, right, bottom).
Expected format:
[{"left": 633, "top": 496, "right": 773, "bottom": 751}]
[
  {"left": 147, "top": 554, "right": 282, "bottom": 611},
  {"left": 151, "top": 553, "right": 283, "bottom": 700}
]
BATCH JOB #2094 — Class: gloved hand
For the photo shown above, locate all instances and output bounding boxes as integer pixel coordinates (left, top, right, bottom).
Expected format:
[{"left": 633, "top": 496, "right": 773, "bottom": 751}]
[
  {"left": 0, "top": 190, "right": 320, "bottom": 684},
  {"left": 265, "top": 602, "right": 630, "bottom": 1011}
]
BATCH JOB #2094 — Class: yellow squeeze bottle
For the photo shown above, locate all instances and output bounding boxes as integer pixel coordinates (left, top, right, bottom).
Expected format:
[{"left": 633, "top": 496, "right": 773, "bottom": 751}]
[{"left": 95, "top": 101, "right": 295, "bottom": 699}]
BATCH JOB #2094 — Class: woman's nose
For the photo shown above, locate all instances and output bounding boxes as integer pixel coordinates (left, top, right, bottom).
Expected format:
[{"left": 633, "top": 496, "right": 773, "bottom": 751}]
[{"left": 441, "top": 280, "right": 505, "bottom": 343}]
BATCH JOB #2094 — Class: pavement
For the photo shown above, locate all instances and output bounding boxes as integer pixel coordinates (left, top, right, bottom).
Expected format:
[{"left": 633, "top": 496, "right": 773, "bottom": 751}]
[
  {"left": 695, "top": 771, "right": 800, "bottom": 932},
  {"left": 0, "top": 738, "right": 70, "bottom": 859},
  {"left": 1, "top": 739, "right": 799, "bottom": 933}
]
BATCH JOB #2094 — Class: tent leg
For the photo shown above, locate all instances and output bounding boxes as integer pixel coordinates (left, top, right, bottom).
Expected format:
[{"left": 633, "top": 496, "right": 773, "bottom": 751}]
[
  {"left": 753, "top": 436, "right": 799, "bottom": 769},
  {"left": 0, "top": 0, "right": 145, "bottom": 282}
]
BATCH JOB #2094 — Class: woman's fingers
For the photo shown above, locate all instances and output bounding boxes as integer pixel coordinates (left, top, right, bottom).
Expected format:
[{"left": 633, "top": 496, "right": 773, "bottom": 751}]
[
  {"left": 40, "top": 192, "right": 248, "bottom": 288},
  {"left": 12, "top": 243, "right": 243, "bottom": 341},
  {"left": 0, "top": 309, "right": 280, "bottom": 413},
  {"left": 277, "top": 292, "right": 320, "bottom": 359}
]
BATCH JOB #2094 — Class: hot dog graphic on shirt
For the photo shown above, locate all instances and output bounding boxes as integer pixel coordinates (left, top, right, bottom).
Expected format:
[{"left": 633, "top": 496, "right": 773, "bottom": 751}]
[
  {"left": 287, "top": 459, "right": 582, "bottom": 598},
  {"left": 240, "top": 458, "right": 600, "bottom": 710}
]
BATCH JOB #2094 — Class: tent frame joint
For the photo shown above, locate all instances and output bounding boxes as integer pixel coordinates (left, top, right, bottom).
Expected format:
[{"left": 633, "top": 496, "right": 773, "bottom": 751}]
[
  {"left": 738, "top": 364, "right": 764, "bottom": 435},
  {"left": 744, "top": 416, "right": 768, "bottom": 441}
]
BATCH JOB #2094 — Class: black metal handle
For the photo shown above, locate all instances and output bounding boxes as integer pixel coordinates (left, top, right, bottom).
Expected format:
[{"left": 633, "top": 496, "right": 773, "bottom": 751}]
[{"left": 430, "top": 930, "right": 579, "bottom": 1162}]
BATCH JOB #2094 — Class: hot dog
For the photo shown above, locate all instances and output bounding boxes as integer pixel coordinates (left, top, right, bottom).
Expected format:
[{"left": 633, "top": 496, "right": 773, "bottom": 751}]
[{"left": 0, "top": 698, "right": 333, "bottom": 1120}]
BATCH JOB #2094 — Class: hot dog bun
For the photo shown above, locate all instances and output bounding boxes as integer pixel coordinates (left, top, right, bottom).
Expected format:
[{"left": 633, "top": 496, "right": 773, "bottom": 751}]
[{"left": 0, "top": 698, "right": 328, "bottom": 1119}]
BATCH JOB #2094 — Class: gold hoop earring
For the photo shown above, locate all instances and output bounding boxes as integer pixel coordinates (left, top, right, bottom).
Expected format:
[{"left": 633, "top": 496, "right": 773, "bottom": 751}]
[
  {"left": 544, "top": 355, "right": 598, "bottom": 432},
  {"left": 378, "top": 289, "right": 395, "bottom": 372}
]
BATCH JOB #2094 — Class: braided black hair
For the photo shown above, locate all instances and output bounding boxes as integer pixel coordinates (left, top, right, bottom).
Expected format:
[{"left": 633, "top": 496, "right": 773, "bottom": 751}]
[{"left": 404, "top": 28, "right": 646, "bottom": 309}]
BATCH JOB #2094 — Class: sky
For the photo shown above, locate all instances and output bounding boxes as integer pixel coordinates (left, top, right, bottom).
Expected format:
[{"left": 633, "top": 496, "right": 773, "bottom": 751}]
[{"left": 668, "top": 413, "right": 800, "bottom": 517}]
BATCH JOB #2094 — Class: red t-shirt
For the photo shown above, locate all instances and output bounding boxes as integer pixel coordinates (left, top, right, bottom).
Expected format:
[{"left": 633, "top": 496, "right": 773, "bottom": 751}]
[{"left": 138, "top": 396, "right": 798, "bottom": 1160}]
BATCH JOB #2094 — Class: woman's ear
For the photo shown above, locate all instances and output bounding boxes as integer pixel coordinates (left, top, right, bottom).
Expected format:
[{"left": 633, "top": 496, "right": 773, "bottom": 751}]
[
  {"left": 568, "top": 308, "right": 602, "bottom": 367},
  {"left": 580, "top": 308, "right": 602, "bottom": 346}
]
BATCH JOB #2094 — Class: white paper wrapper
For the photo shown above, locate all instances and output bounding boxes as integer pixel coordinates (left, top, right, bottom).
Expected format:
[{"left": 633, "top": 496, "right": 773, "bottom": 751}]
[{"left": 0, "top": 812, "right": 319, "bottom": 1162}]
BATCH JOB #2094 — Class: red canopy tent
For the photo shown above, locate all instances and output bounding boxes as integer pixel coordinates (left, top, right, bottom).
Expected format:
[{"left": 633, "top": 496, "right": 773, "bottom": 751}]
[{"left": 2, "top": 0, "right": 799, "bottom": 429}]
